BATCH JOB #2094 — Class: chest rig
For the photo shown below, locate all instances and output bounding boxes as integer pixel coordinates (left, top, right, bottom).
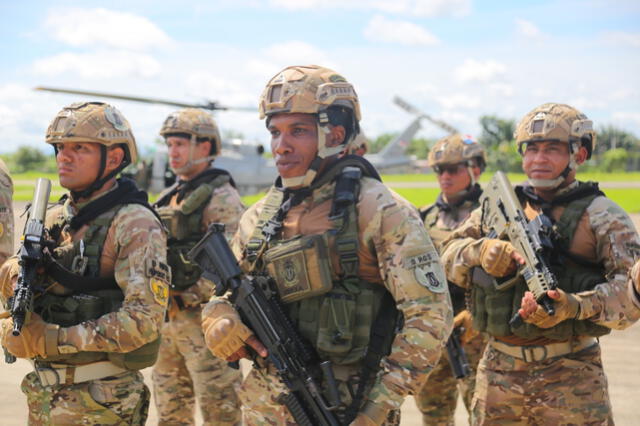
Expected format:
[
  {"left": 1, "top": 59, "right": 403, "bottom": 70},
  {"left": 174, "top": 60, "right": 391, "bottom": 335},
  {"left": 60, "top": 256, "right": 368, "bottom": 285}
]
[
  {"left": 155, "top": 171, "right": 231, "bottom": 291},
  {"left": 420, "top": 184, "right": 482, "bottom": 314},
  {"left": 472, "top": 181, "right": 610, "bottom": 340},
  {"left": 35, "top": 183, "right": 161, "bottom": 369},
  {"left": 244, "top": 157, "right": 400, "bottom": 420}
]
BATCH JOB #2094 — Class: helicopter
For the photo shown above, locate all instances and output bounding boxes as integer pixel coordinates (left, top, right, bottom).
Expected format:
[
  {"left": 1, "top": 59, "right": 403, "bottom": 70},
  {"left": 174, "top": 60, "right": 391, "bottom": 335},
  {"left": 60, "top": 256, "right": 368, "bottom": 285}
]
[{"left": 35, "top": 87, "right": 456, "bottom": 194}]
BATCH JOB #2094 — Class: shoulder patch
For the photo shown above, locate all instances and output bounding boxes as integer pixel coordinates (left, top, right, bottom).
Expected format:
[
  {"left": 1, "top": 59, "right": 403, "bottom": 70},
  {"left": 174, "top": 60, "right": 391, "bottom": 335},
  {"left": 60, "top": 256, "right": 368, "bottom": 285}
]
[
  {"left": 150, "top": 278, "right": 169, "bottom": 306},
  {"left": 406, "top": 250, "right": 447, "bottom": 293}
]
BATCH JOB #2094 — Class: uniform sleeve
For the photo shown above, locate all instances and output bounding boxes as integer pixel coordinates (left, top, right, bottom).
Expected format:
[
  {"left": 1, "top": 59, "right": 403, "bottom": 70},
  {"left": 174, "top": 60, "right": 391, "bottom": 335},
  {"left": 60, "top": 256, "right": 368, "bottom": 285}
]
[
  {"left": 439, "top": 208, "right": 485, "bottom": 288},
  {"left": 181, "top": 183, "right": 246, "bottom": 306},
  {"left": 573, "top": 197, "right": 640, "bottom": 329},
  {"left": 0, "top": 164, "right": 14, "bottom": 267},
  {"left": 58, "top": 206, "right": 169, "bottom": 353},
  {"left": 360, "top": 182, "right": 453, "bottom": 412}
]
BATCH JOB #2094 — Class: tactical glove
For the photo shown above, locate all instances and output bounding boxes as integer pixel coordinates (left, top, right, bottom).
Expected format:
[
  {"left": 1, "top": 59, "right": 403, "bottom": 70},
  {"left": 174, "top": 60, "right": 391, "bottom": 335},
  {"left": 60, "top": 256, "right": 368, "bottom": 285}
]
[
  {"left": 632, "top": 260, "right": 640, "bottom": 294},
  {"left": 202, "top": 302, "right": 253, "bottom": 360},
  {"left": 479, "top": 239, "right": 518, "bottom": 277},
  {"left": 1, "top": 313, "right": 59, "bottom": 359},
  {"left": 522, "top": 289, "right": 580, "bottom": 329},
  {"left": 453, "top": 310, "right": 479, "bottom": 344}
]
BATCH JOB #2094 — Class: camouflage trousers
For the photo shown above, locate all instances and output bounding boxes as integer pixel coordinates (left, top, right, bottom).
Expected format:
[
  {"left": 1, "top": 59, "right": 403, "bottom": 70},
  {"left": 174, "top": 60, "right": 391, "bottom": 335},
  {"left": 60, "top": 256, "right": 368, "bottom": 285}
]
[
  {"left": 22, "top": 369, "right": 149, "bottom": 425},
  {"left": 152, "top": 306, "right": 242, "bottom": 425},
  {"left": 415, "top": 331, "right": 487, "bottom": 425},
  {"left": 238, "top": 364, "right": 400, "bottom": 425},
  {"left": 472, "top": 342, "right": 613, "bottom": 425}
]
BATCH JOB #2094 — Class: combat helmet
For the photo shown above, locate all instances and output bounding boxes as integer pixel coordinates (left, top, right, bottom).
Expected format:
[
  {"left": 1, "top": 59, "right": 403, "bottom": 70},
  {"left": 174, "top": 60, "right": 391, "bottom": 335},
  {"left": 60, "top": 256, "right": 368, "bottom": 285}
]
[
  {"left": 259, "top": 64, "right": 361, "bottom": 187},
  {"left": 160, "top": 108, "right": 222, "bottom": 175},
  {"left": 515, "top": 102, "right": 595, "bottom": 189},
  {"left": 428, "top": 134, "right": 486, "bottom": 185},
  {"left": 347, "top": 131, "right": 369, "bottom": 156},
  {"left": 46, "top": 101, "right": 137, "bottom": 199}
]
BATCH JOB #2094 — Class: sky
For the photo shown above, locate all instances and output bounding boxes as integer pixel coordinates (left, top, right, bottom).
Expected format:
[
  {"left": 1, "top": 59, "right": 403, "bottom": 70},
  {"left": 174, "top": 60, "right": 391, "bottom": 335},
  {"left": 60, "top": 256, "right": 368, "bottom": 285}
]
[{"left": 1, "top": 0, "right": 639, "bottom": 155}]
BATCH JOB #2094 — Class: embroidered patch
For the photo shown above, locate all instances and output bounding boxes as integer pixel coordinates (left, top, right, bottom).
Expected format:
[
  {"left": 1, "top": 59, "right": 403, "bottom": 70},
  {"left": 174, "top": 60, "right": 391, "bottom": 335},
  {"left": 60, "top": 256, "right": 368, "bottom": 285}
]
[
  {"left": 150, "top": 278, "right": 169, "bottom": 306},
  {"left": 406, "top": 251, "right": 446, "bottom": 293},
  {"left": 146, "top": 259, "right": 171, "bottom": 283},
  {"left": 0, "top": 222, "right": 3, "bottom": 237}
]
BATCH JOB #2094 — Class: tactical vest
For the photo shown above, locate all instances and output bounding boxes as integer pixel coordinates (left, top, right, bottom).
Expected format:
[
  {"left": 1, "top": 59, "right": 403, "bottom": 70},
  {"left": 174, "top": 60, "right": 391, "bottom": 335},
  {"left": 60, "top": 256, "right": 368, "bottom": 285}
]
[
  {"left": 34, "top": 200, "right": 160, "bottom": 369},
  {"left": 471, "top": 182, "right": 611, "bottom": 340},
  {"left": 420, "top": 187, "right": 481, "bottom": 314},
  {"left": 246, "top": 158, "right": 397, "bottom": 366},
  {"left": 156, "top": 174, "right": 230, "bottom": 291}
]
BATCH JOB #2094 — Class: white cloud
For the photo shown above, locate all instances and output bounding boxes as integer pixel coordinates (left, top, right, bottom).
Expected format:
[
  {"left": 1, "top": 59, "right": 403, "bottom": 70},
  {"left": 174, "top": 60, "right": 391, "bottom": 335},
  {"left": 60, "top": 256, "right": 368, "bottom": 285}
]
[
  {"left": 263, "top": 41, "right": 336, "bottom": 69},
  {"left": 364, "top": 15, "right": 439, "bottom": 46},
  {"left": 567, "top": 96, "right": 607, "bottom": 111},
  {"left": 453, "top": 59, "right": 506, "bottom": 83},
  {"left": 490, "top": 83, "right": 514, "bottom": 97},
  {"left": 515, "top": 18, "right": 542, "bottom": 39},
  {"left": 184, "top": 72, "right": 256, "bottom": 107},
  {"left": 44, "top": 8, "right": 171, "bottom": 50},
  {"left": 611, "top": 111, "right": 640, "bottom": 126},
  {"left": 435, "top": 93, "right": 480, "bottom": 110},
  {"left": 601, "top": 31, "right": 640, "bottom": 48},
  {"left": 32, "top": 50, "right": 162, "bottom": 79},
  {"left": 269, "top": 0, "right": 471, "bottom": 17}
]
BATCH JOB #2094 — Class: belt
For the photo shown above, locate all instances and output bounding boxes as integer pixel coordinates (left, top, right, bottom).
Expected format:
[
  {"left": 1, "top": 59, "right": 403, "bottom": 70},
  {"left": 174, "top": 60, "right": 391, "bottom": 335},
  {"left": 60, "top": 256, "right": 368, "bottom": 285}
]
[
  {"left": 32, "top": 360, "right": 128, "bottom": 387},
  {"left": 489, "top": 337, "right": 598, "bottom": 362}
]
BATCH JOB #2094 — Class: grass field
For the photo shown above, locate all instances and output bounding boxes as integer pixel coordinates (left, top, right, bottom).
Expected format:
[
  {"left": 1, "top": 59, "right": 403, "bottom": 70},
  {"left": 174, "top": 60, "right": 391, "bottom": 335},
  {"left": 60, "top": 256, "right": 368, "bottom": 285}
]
[{"left": 11, "top": 172, "right": 640, "bottom": 213}]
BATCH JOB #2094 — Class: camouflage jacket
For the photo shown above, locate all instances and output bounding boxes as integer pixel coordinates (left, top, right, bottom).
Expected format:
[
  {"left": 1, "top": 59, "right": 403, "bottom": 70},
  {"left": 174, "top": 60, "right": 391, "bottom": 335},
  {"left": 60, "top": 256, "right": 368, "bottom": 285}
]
[
  {"left": 0, "top": 159, "right": 13, "bottom": 266},
  {"left": 441, "top": 180, "right": 640, "bottom": 330},
  {"left": 157, "top": 175, "right": 245, "bottom": 306},
  {"left": 208, "top": 176, "right": 453, "bottom": 413},
  {"left": 0, "top": 183, "right": 169, "bottom": 355}
]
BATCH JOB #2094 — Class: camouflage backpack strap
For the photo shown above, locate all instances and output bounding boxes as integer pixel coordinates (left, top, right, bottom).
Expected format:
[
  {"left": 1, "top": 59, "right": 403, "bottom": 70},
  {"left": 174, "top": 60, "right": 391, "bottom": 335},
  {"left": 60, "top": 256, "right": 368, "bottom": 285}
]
[
  {"left": 244, "top": 186, "right": 284, "bottom": 272},
  {"left": 329, "top": 166, "right": 362, "bottom": 287},
  {"left": 420, "top": 203, "right": 438, "bottom": 226},
  {"left": 551, "top": 182, "right": 604, "bottom": 253},
  {"left": 179, "top": 174, "right": 229, "bottom": 216}
]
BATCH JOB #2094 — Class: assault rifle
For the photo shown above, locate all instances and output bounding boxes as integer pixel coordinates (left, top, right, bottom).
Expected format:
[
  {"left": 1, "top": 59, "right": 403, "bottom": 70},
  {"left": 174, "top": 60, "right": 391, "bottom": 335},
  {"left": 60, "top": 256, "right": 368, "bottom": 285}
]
[
  {"left": 189, "top": 224, "right": 341, "bottom": 426},
  {"left": 445, "top": 326, "right": 470, "bottom": 379},
  {"left": 5, "top": 178, "right": 51, "bottom": 363},
  {"left": 480, "top": 172, "right": 557, "bottom": 327}
]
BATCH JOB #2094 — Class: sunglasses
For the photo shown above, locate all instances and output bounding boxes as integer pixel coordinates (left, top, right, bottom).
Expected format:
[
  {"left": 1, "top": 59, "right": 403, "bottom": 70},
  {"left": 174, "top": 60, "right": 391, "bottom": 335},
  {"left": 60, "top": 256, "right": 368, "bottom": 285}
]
[{"left": 433, "top": 163, "right": 465, "bottom": 175}]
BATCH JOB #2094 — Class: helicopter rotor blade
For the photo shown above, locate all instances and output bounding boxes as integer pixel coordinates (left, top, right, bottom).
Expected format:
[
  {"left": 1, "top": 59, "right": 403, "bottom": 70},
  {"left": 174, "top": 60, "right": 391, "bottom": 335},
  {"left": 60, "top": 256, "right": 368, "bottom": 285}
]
[
  {"left": 35, "top": 86, "right": 257, "bottom": 112},
  {"left": 393, "top": 95, "right": 458, "bottom": 135}
]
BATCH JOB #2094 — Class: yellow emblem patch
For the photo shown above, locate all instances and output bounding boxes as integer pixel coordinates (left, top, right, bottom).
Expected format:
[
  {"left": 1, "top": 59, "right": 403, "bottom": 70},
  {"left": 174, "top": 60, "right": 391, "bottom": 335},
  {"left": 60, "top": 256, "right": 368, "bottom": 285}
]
[
  {"left": 0, "top": 223, "right": 4, "bottom": 237},
  {"left": 150, "top": 278, "right": 169, "bottom": 306}
]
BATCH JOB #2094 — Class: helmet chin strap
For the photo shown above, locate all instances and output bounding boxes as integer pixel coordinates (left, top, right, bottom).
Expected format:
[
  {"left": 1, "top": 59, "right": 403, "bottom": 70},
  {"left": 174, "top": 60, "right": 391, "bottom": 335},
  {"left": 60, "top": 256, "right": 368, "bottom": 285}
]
[
  {"left": 280, "top": 114, "right": 345, "bottom": 189},
  {"left": 170, "top": 135, "right": 215, "bottom": 176}
]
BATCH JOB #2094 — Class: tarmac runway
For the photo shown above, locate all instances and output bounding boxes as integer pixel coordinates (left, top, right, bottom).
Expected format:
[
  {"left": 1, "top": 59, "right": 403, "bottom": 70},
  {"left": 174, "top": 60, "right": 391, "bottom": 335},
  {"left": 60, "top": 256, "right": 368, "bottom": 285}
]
[{"left": 0, "top": 205, "right": 638, "bottom": 425}]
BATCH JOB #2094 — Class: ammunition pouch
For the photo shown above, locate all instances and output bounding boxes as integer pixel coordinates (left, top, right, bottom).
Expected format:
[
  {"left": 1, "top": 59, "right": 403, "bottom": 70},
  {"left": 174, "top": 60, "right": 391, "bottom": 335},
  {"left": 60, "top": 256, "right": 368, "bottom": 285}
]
[
  {"left": 264, "top": 234, "right": 334, "bottom": 304},
  {"left": 472, "top": 265, "right": 610, "bottom": 339},
  {"left": 287, "top": 280, "right": 386, "bottom": 365}
]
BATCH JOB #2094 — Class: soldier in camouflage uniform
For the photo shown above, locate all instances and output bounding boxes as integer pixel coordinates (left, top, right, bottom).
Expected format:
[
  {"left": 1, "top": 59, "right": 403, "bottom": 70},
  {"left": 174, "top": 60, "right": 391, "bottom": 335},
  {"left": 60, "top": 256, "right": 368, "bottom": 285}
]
[
  {"left": 416, "top": 134, "right": 488, "bottom": 425},
  {"left": 0, "top": 158, "right": 14, "bottom": 266},
  {"left": 200, "top": 65, "right": 453, "bottom": 425},
  {"left": 0, "top": 102, "right": 169, "bottom": 425},
  {"left": 440, "top": 103, "right": 640, "bottom": 425},
  {"left": 152, "top": 108, "right": 243, "bottom": 425}
]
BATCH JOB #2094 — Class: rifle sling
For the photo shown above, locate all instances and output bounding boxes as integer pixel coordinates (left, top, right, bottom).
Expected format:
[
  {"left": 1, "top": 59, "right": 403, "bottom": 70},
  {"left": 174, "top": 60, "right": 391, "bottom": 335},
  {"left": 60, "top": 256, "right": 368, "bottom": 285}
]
[
  {"left": 46, "top": 258, "right": 119, "bottom": 291},
  {"left": 343, "top": 291, "right": 398, "bottom": 424}
]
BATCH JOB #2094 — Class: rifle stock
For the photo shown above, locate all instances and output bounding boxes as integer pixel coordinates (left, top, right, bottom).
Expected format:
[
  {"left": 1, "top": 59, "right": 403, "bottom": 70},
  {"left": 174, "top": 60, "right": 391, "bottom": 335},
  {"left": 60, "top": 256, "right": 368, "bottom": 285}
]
[
  {"left": 480, "top": 172, "right": 557, "bottom": 327},
  {"left": 189, "top": 223, "right": 340, "bottom": 426}
]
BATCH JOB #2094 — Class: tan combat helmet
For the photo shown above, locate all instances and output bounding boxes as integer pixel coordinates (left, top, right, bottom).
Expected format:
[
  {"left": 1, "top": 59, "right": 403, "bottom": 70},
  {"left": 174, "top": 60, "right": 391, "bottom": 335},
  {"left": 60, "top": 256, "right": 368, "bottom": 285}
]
[
  {"left": 428, "top": 134, "right": 486, "bottom": 185},
  {"left": 515, "top": 102, "right": 596, "bottom": 189},
  {"left": 259, "top": 64, "right": 361, "bottom": 187},
  {"left": 46, "top": 101, "right": 138, "bottom": 198},
  {"left": 348, "top": 131, "right": 369, "bottom": 156},
  {"left": 159, "top": 108, "right": 222, "bottom": 175}
]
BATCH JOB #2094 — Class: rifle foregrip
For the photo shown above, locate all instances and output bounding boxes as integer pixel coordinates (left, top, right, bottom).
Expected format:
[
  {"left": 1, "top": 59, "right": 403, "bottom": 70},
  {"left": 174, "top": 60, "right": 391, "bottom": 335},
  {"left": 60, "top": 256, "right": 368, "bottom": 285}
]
[{"left": 277, "top": 393, "right": 314, "bottom": 426}]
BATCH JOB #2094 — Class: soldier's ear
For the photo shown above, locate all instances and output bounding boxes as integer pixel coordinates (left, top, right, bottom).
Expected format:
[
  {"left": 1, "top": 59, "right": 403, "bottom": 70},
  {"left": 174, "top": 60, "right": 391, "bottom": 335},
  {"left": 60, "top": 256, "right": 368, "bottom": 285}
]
[
  {"left": 574, "top": 145, "right": 588, "bottom": 165},
  {"left": 106, "top": 146, "right": 125, "bottom": 170}
]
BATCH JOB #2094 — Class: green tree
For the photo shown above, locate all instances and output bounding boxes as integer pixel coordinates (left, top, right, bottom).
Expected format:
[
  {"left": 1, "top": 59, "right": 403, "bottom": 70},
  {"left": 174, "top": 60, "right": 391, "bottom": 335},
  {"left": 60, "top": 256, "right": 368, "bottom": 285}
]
[
  {"left": 478, "top": 115, "right": 520, "bottom": 172},
  {"left": 13, "top": 146, "right": 48, "bottom": 173}
]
